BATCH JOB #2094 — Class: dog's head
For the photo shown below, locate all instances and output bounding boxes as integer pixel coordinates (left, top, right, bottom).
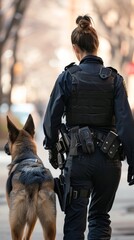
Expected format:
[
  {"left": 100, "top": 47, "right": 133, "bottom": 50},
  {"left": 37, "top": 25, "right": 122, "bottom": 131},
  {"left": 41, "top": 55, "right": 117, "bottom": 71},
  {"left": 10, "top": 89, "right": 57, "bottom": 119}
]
[{"left": 4, "top": 114, "right": 36, "bottom": 158}]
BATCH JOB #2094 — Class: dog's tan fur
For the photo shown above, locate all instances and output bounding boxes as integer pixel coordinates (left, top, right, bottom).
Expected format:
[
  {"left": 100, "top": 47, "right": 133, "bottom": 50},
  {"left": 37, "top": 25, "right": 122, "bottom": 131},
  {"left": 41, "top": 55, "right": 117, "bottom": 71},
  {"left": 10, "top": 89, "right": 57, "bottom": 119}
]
[{"left": 5, "top": 114, "right": 56, "bottom": 240}]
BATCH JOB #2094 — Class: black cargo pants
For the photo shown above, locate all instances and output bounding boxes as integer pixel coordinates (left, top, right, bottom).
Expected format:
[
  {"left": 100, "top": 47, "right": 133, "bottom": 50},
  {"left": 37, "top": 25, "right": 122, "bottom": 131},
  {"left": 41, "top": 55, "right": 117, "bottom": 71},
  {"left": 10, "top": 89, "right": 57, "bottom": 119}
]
[{"left": 63, "top": 147, "right": 121, "bottom": 240}]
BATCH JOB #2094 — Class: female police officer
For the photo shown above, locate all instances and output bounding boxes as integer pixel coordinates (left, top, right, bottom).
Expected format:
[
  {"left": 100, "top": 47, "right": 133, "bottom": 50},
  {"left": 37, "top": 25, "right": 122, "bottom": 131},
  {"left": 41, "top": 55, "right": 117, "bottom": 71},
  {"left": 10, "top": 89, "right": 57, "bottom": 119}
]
[{"left": 43, "top": 15, "right": 134, "bottom": 240}]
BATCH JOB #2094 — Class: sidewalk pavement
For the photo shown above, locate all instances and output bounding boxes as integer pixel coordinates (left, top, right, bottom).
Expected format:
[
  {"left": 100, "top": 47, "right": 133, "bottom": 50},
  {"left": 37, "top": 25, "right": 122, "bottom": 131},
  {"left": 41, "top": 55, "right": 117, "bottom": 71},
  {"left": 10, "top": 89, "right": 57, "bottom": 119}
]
[{"left": 0, "top": 129, "right": 134, "bottom": 239}]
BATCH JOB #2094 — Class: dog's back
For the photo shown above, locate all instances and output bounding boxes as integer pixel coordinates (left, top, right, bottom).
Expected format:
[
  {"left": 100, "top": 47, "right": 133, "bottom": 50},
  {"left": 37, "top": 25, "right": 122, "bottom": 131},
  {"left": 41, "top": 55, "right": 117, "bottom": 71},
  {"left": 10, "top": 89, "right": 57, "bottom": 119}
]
[{"left": 5, "top": 114, "right": 56, "bottom": 240}]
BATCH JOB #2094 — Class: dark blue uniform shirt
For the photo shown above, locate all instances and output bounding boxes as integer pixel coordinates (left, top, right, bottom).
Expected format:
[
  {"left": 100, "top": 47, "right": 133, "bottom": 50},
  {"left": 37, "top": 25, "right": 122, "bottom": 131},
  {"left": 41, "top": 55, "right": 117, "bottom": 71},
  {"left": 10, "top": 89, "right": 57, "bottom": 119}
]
[{"left": 43, "top": 55, "right": 134, "bottom": 166}]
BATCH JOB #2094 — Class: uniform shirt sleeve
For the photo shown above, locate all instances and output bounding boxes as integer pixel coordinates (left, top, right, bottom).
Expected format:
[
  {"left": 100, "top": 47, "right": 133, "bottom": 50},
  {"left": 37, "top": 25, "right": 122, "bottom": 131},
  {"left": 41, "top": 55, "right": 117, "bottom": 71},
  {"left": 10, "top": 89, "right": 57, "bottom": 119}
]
[
  {"left": 114, "top": 75, "right": 134, "bottom": 166},
  {"left": 43, "top": 71, "right": 72, "bottom": 149}
]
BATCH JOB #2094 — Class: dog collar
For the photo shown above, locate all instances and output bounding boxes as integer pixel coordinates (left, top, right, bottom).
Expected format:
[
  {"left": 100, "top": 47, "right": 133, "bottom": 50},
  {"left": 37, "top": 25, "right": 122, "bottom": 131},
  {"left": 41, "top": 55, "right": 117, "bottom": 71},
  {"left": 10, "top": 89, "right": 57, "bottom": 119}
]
[{"left": 8, "top": 157, "right": 42, "bottom": 175}]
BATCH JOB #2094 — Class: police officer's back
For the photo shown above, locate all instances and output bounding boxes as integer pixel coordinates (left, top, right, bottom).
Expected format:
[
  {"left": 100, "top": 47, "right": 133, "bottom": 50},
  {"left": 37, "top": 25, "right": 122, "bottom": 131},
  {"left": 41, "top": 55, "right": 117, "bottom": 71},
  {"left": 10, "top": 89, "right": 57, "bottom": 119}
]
[{"left": 43, "top": 15, "right": 134, "bottom": 240}]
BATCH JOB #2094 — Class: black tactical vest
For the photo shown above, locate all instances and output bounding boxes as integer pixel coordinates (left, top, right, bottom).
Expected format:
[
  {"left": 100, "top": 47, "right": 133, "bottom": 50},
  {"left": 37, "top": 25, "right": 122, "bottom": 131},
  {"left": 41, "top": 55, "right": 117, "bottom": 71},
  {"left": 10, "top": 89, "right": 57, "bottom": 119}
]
[{"left": 65, "top": 65, "right": 116, "bottom": 128}]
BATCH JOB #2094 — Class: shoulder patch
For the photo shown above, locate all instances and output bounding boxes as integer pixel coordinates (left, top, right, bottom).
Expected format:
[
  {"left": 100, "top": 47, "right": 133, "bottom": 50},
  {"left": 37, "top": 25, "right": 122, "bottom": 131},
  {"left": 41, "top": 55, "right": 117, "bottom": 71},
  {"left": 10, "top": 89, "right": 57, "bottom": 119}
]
[{"left": 64, "top": 62, "right": 75, "bottom": 70}]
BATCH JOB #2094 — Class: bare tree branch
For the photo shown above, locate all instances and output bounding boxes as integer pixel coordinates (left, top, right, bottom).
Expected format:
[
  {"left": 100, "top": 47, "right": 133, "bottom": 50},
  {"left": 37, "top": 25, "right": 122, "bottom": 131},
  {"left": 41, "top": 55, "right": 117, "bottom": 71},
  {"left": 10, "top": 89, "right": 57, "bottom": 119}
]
[
  {"left": 89, "top": 0, "right": 134, "bottom": 71},
  {"left": 0, "top": 0, "right": 31, "bottom": 105}
]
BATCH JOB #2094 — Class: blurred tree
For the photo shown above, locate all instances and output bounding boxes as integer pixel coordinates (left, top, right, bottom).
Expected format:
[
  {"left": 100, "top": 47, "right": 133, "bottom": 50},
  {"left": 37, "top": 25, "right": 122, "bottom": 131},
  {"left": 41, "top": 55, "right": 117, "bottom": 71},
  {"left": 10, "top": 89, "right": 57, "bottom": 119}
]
[
  {"left": 90, "top": 0, "right": 134, "bottom": 74},
  {"left": 0, "top": 0, "right": 30, "bottom": 107}
]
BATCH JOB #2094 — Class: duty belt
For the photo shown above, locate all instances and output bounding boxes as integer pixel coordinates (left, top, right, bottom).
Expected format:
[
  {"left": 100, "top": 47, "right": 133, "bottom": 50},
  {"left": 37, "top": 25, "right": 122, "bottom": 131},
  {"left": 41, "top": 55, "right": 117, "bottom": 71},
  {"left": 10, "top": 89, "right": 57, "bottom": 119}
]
[{"left": 69, "top": 126, "right": 123, "bottom": 159}]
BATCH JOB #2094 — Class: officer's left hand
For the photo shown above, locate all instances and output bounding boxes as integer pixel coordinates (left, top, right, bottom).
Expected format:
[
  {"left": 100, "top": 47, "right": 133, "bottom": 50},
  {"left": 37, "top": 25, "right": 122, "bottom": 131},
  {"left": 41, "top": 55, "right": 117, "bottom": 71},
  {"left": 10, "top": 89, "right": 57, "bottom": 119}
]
[
  {"left": 48, "top": 146, "right": 58, "bottom": 169},
  {"left": 127, "top": 165, "right": 134, "bottom": 186}
]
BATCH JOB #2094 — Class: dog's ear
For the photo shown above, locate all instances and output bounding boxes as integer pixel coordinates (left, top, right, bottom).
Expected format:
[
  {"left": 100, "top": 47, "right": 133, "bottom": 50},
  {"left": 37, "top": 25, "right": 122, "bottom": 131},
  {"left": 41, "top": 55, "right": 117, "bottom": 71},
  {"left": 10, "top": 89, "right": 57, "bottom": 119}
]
[
  {"left": 23, "top": 114, "right": 35, "bottom": 137},
  {"left": 7, "top": 116, "right": 19, "bottom": 143}
]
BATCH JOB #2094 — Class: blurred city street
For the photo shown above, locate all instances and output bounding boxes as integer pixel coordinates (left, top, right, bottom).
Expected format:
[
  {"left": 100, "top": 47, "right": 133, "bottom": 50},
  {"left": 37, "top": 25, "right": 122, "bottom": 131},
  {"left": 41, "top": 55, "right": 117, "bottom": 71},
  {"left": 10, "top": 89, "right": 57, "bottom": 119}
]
[{"left": 0, "top": 125, "right": 134, "bottom": 240}]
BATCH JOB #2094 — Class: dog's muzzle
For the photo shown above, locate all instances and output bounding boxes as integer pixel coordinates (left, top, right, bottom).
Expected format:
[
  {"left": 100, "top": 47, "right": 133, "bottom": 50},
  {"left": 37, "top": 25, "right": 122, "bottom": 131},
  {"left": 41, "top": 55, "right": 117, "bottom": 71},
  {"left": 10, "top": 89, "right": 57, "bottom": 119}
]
[{"left": 4, "top": 143, "right": 11, "bottom": 155}]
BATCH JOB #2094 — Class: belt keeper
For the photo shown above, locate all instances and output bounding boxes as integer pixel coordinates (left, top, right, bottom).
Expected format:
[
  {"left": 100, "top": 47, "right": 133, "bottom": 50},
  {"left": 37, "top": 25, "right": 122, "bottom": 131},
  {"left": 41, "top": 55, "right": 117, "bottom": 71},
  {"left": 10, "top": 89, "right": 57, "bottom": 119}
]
[{"left": 73, "top": 190, "right": 78, "bottom": 199}]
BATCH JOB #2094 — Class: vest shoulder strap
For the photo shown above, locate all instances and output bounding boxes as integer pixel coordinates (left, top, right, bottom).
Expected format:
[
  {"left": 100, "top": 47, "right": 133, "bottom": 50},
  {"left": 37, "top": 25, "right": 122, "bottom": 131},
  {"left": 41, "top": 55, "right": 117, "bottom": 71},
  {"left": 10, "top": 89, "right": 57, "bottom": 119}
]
[
  {"left": 66, "top": 64, "right": 118, "bottom": 86},
  {"left": 65, "top": 64, "right": 82, "bottom": 85},
  {"left": 65, "top": 62, "right": 81, "bottom": 74},
  {"left": 99, "top": 66, "right": 118, "bottom": 80},
  {"left": 108, "top": 67, "right": 118, "bottom": 78},
  {"left": 99, "top": 67, "right": 112, "bottom": 79},
  {"left": 65, "top": 62, "right": 75, "bottom": 71}
]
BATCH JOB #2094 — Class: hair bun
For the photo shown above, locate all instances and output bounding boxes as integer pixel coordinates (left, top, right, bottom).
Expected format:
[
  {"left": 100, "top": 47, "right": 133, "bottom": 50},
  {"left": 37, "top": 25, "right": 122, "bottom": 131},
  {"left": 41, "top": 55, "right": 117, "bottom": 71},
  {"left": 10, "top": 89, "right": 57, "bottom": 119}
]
[{"left": 76, "top": 15, "right": 92, "bottom": 31}]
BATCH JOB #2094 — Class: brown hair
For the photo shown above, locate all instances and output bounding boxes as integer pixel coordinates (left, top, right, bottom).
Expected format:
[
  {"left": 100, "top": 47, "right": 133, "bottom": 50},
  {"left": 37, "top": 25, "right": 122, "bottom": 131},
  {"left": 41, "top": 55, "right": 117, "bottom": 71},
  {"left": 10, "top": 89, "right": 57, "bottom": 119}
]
[{"left": 71, "top": 15, "right": 99, "bottom": 54}]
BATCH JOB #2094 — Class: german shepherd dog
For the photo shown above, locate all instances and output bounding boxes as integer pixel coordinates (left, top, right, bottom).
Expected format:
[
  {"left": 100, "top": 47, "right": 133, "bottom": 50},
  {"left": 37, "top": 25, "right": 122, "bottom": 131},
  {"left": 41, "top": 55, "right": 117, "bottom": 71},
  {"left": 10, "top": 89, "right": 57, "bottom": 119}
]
[{"left": 4, "top": 114, "right": 56, "bottom": 240}]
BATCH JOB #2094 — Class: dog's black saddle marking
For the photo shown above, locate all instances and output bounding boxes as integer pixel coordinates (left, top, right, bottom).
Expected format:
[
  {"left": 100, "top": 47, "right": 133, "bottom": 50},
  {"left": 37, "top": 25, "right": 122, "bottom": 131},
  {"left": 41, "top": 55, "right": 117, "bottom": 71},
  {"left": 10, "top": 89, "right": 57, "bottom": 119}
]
[{"left": 7, "top": 158, "right": 52, "bottom": 196}]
